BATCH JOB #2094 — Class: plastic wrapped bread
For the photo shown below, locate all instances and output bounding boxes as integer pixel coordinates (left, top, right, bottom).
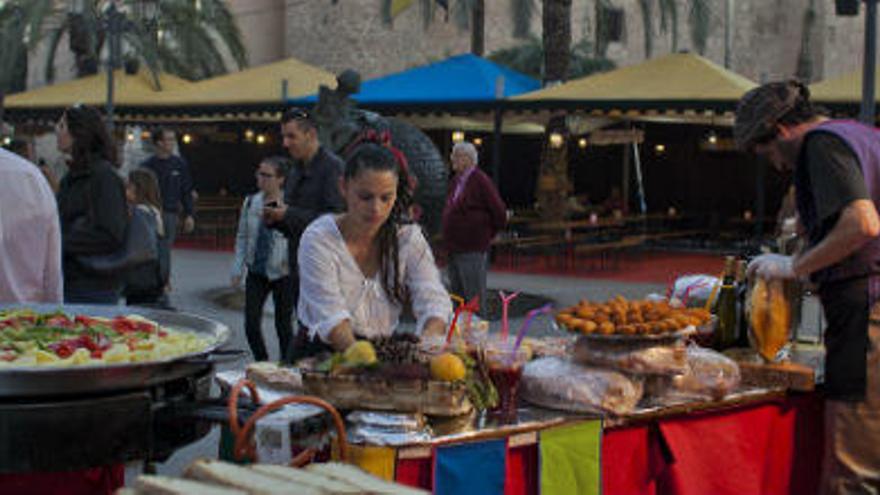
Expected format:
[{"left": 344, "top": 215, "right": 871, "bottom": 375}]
[
  {"left": 667, "top": 345, "right": 740, "bottom": 400},
  {"left": 521, "top": 357, "right": 643, "bottom": 415},
  {"left": 572, "top": 339, "right": 687, "bottom": 375}
]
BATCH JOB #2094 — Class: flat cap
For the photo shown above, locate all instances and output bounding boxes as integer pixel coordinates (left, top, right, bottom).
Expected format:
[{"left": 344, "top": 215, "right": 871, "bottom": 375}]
[{"left": 734, "top": 80, "right": 808, "bottom": 150}]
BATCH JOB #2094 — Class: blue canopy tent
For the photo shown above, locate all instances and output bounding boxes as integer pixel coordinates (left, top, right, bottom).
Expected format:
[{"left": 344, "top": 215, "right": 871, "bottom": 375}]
[
  {"left": 289, "top": 53, "right": 540, "bottom": 109},
  {"left": 287, "top": 53, "right": 540, "bottom": 182}
]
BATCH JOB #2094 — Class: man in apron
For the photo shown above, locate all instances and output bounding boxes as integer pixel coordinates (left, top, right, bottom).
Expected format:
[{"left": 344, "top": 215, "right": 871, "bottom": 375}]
[{"left": 736, "top": 80, "right": 880, "bottom": 494}]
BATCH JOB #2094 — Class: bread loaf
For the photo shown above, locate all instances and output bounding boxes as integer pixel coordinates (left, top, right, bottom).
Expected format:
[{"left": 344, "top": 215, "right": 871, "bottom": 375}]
[
  {"left": 185, "top": 459, "right": 323, "bottom": 495},
  {"left": 135, "top": 474, "right": 247, "bottom": 495},
  {"left": 250, "top": 464, "right": 361, "bottom": 494},
  {"left": 306, "top": 463, "right": 429, "bottom": 495}
]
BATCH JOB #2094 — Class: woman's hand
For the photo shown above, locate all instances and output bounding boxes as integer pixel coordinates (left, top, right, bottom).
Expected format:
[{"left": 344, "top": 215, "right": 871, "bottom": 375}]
[{"left": 328, "top": 321, "right": 356, "bottom": 352}]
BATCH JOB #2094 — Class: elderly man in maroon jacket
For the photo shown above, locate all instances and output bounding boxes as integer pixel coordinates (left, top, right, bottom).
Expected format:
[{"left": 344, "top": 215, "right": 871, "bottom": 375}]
[{"left": 442, "top": 141, "right": 506, "bottom": 314}]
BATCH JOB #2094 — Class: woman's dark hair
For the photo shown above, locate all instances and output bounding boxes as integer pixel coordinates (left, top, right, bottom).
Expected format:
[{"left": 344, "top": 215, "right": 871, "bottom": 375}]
[
  {"left": 128, "top": 168, "right": 162, "bottom": 212},
  {"left": 344, "top": 142, "right": 414, "bottom": 306},
  {"left": 261, "top": 155, "right": 290, "bottom": 178},
  {"left": 63, "top": 105, "right": 117, "bottom": 168}
]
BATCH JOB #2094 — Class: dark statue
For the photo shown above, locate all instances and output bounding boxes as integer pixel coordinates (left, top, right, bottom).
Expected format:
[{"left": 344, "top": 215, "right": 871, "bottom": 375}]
[{"left": 312, "top": 71, "right": 448, "bottom": 235}]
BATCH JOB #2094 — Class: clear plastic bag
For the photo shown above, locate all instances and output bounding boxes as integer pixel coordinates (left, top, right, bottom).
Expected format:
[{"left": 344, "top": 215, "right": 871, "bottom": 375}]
[
  {"left": 672, "top": 274, "right": 721, "bottom": 308},
  {"left": 521, "top": 357, "right": 643, "bottom": 415},
  {"left": 572, "top": 339, "right": 687, "bottom": 375},
  {"left": 661, "top": 345, "right": 741, "bottom": 400}
]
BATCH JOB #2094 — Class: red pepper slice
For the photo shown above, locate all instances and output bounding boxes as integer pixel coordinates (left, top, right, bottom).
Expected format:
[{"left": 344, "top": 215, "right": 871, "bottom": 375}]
[{"left": 52, "top": 342, "right": 75, "bottom": 359}]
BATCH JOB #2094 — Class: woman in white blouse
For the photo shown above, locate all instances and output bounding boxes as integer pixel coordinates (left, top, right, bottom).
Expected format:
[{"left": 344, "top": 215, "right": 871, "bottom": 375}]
[{"left": 297, "top": 142, "right": 452, "bottom": 352}]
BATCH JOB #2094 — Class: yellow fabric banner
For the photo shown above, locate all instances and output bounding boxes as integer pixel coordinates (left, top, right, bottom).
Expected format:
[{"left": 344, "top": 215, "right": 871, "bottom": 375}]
[
  {"left": 540, "top": 420, "right": 602, "bottom": 495},
  {"left": 347, "top": 445, "right": 397, "bottom": 481}
]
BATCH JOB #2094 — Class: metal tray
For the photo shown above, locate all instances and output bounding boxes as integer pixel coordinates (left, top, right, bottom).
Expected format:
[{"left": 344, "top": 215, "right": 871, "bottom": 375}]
[{"left": 0, "top": 303, "right": 231, "bottom": 398}]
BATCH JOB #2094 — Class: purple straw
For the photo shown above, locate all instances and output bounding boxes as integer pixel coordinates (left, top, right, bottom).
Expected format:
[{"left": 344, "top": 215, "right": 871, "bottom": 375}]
[{"left": 510, "top": 303, "right": 553, "bottom": 361}]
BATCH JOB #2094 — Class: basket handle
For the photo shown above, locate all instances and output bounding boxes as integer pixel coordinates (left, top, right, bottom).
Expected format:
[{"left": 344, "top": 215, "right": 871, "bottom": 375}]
[{"left": 227, "top": 379, "right": 348, "bottom": 465}]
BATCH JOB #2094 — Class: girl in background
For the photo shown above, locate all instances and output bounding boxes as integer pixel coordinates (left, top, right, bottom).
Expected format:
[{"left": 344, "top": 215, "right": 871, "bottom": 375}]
[{"left": 123, "top": 168, "right": 169, "bottom": 307}]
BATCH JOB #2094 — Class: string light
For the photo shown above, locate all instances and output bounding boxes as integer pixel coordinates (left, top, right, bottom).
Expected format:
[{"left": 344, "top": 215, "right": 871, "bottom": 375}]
[
  {"left": 707, "top": 131, "right": 718, "bottom": 145},
  {"left": 549, "top": 132, "right": 564, "bottom": 148},
  {"left": 473, "top": 137, "right": 483, "bottom": 146},
  {"left": 256, "top": 134, "right": 267, "bottom": 145},
  {"left": 654, "top": 144, "right": 666, "bottom": 153},
  {"left": 244, "top": 129, "right": 255, "bottom": 141},
  {"left": 451, "top": 131, "right": 465, "bottom": 143},
  {"left": 578, "top": 138, "right": 588, "bottom": 149},
  {"left": 182, "top": 133, "right": 193, "bottom": 144}
]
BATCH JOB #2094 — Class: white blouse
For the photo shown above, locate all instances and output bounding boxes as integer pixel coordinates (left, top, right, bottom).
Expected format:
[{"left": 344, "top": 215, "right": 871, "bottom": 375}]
[{"left": 297, "top": 214, "right": 452, "bottom": 343}]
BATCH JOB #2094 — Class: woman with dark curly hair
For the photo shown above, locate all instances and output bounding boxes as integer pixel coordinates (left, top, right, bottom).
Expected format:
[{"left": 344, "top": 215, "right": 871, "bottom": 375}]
[
  {"left": 296, "top": 140, "right": 451, "bottom": 353},
  {"left": 55, "top": 105, "right": 128, "bottom": 304}
]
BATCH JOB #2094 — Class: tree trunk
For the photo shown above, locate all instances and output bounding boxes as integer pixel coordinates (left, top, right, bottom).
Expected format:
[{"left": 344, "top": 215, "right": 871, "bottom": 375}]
[
  {"left": 542, "top": 0, "right": 572, "bottom": 85},
  {"left": 471, "top": 0, "right": 485, "bottom": 56}
]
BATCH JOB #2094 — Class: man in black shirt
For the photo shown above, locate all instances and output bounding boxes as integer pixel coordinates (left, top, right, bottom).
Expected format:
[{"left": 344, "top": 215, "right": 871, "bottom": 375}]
[
  {"left": 736, "top": 80, "right": 880, "bottom": 494},
  {"left": 263, "top": 108, "right": 345, "bottom": 358},
  {"left": 141, "top": 128, "right": 195, "bottom": 292}
]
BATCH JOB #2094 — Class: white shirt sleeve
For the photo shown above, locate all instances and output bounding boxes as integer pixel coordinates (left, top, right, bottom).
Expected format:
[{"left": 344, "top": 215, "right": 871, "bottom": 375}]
[
  {"left": 401, "top": 225, "right": 452, "bottom": 333},
  {"left": 297, "top": 220, "right": 352, "bottom": 342},
  {"left": 230, "top": 196, "right": 251, "bottom": 279},
  {"left": 42, "top": 194, "right": 63, "bottom": 303}
]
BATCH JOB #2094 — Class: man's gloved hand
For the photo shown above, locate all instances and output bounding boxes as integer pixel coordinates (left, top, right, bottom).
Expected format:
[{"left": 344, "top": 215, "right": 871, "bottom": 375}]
[{"left": 746, "top": 253, "right": 796, "bottom": 280}]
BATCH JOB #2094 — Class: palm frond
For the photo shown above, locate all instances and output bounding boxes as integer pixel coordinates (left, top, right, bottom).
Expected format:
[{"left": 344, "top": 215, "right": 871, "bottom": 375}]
[
  {"left": 121, "top": 28, "right": 162, "bottom": 88},
  {"left": 510, "top": 0, "right": 534, "bottom": 38},
  {"left": 380, "top": 0, "right": 393, "bottom": 25},
  {"left": 450, "top": 0, "right": 474, "bottom": 31},
  {"left": 637, "top": 0, "right": 653, "bottom": 57},
  {"left": 659, "top": 0, "right": 678, "bottom": 52},
  {"left": 688, "top": 0, "right": 711, "bottom": 55},
  {"left": 42, "top": 25, "right": 66, "bottom": 83}
]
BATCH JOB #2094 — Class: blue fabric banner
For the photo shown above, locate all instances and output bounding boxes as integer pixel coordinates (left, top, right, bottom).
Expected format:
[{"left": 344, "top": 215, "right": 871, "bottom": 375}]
[{"left": 434, "top": 438, "right": 507, "bottom": 495}]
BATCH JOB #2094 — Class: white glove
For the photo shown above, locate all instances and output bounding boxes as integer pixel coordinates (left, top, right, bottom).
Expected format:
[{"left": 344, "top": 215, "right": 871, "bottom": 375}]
[{"left": 747, "top": 253, "right": 796, "bottom": 280}]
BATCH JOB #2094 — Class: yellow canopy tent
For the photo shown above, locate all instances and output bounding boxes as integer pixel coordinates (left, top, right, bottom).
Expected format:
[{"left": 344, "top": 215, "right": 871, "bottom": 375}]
[
  {"left": 512, "top": 52, "right": 756, "bottom": 118},
  {"left": 149, "top": 57, "right": 335, "bottom": 107},
  {"left": 810, "top": 69, "right": 875, "bottom": 103},
  {"left": 4, "top": 69, "right": 190, "bottom": 109}
]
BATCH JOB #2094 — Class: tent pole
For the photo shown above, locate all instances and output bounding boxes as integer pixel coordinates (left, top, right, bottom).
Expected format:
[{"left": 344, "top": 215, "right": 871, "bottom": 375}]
[
  {"left": 622, "top": 131, "right": 631, "bottom": 214},
  {"left": 631, "top": 135, "right": 647, "bottom": 215},
  {"left": 492, "top": 106, "right": 503, "bottom": 185},
  {"left": 860, "top": 0, "right": 878, "bottom": 124}
]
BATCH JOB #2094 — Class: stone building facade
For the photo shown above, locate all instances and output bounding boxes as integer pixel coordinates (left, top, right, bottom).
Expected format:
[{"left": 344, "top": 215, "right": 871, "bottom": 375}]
[
  {"left": 20, "top": 1, "right": 870, "bottom": 92},
  {"left": 282, "top": 0, "right": 868, "bottom": 84}
]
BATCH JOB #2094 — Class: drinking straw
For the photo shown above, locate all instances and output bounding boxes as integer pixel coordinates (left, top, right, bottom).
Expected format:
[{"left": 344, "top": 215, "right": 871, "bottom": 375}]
[
  {"left": 499, "top": 291, "right": 520, "bottom": 341},
  {"left": 445, "top": 296, "right": 480, "bottom": 348},
  {"left": 463, "top": 295, "right": 479, "bottom": 335},
  {"left": 511, "top": 303, "right": 553, "bottom": 357},
  {"left": 702, "top": 270, "right": 726, "bottom": 311},
  {"left": 450, "top": 294, "right": 464, "bottom": 308}
]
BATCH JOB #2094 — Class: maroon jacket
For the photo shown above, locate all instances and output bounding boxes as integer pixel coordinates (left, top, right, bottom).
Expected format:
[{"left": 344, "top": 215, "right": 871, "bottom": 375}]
[{"left": 442, "top": 167, "right": 507, "bottom": 253}]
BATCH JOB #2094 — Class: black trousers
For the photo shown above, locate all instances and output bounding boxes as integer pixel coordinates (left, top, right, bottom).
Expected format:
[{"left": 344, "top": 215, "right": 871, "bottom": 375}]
[{"left": 244, "top": 272, "right": 293, "bottom": 362}]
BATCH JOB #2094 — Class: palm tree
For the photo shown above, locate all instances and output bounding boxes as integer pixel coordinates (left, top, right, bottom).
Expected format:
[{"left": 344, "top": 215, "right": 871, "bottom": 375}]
[
  {"left": 380, "top": 0, "right": 487, "bottom": 55},
  {"left": 511, "top": 0, "right": 713, "bottom": 61},
  {"left": 0, "top": 1, "right": 53, "bottom": 123},
  {"left": 42, "top": 0, "right": 247, "bottom": 84}
]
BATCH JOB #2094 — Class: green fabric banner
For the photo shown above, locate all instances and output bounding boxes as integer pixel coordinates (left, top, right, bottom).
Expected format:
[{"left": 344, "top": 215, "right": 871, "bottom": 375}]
[{"left": 540, "top": 420, "right": 602, "bottom": 495}]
